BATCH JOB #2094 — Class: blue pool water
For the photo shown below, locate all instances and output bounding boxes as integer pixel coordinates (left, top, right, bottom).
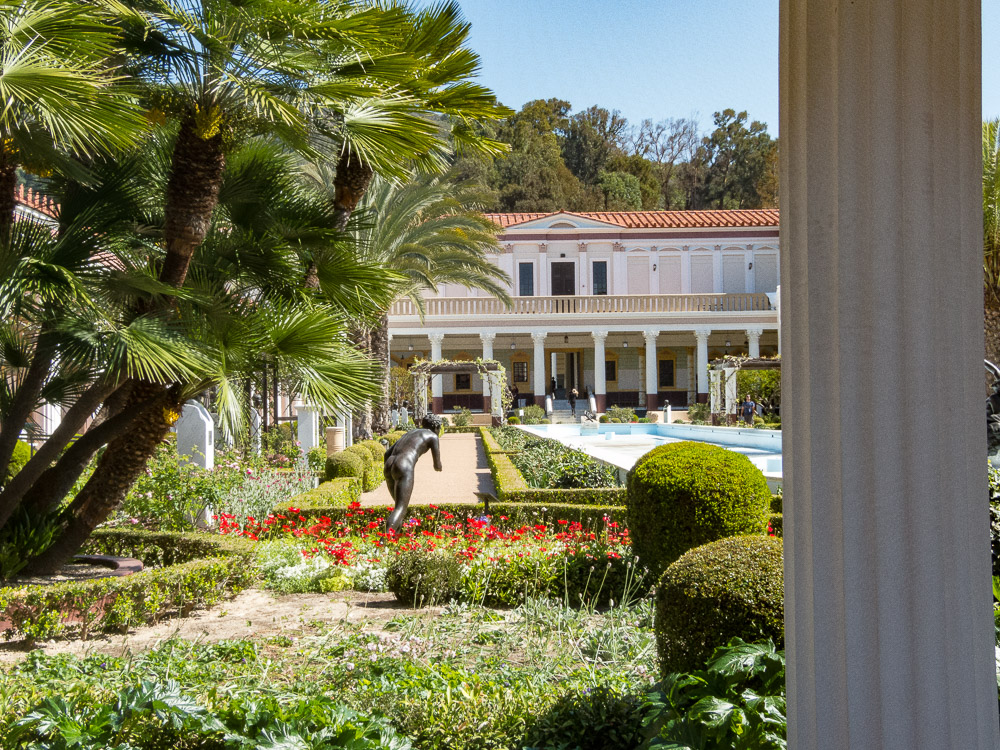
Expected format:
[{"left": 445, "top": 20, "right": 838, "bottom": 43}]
[{"left": 517, "top": 422, "right": 782, "bottom": 489}]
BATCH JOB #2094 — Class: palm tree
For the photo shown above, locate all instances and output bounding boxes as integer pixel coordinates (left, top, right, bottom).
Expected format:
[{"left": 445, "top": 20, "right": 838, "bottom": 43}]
[
  {"left": 349, "top": 174, "right": 511, "bottom": 433},
  {"left": 15, "top": 137, "right": 398, "bottom": 573},
  {"left": 0, "top": 0, "right": 147, "bottom": 481},
  {"left": 984, "top": 119, "right": 1000, "bottom": 366}
]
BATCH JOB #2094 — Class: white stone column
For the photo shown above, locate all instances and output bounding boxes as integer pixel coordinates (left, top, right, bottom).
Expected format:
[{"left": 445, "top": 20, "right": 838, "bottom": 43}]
[
  {"left": 782, "top": 2, "right": 996, "bottom": 748},
  {"left": 480, "top": 331, "right": 495, "bottom": 413},
  {"left": 592, "top": 330, "right": 608, "bottom": 412},
  {"left": 428, "top": 332, "right": 444, "bottom": 414},
  {"left": 694, "top": 328, "right": 710, "bottom": 402},
  {"left": 531, "top": 331, "right": 546, "bottom": 407},
  {"left": 643, "top": 329, "right": 659, "bottom": 411},
  {"left": 296, "top": 405, "right": 320, "bottom": 456},
  {"left": 746, "top": 327, "right": 763, "bottom": 359}
]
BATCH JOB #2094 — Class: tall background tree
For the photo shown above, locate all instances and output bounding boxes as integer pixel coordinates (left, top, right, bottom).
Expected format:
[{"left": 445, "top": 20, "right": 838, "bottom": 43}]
[{"left": 984, "top": 119, "right": 1000, "bottom": 366}]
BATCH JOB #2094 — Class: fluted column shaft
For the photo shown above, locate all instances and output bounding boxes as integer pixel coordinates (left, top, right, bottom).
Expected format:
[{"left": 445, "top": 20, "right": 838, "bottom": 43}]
[
  {"left": 694, "top": 328, "right": 710, "bottom": 402},
  {"left": 428, "top": 333, "right": 444, "bottom": 414},
  {"left": 531, "top": 332, "right": 547, "bottom": 407},
  {"left": 644, "top": 329, "right": 659, "bottom": 411},
  {"left": 593, "top": 330, "right": 608, "bottom": 412},
  {"left": 781, "top": 1, "right": 996, "bottom": 747}
]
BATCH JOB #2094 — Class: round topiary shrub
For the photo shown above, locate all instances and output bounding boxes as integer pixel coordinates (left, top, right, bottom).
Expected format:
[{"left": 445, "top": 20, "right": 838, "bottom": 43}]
[
  {"left": 507, "top": 416, "right": 521, "bottom": 425},
  {"left": 627, "top": 441, "right": 771, "bottom": 576},
  {"left": 356, "top": 439, "right": 386, "bottom": 464},
  {"left": 5, "top": 440, "right": 30, "bottom": 485},
  {"left": 344, "top": 445, "right": 381, "bottom": 491},
  {"left": 325, "top": 450, "right": 365, "bottom": 482},
  {"left": 383, "top": 430, "right": 407, "bottom": 446},
  {"left": 387, "top": 549, "right": 462, "bottom": 606},
  {"left": 656, "top": 535, "right": 783, "bottom": 675}
]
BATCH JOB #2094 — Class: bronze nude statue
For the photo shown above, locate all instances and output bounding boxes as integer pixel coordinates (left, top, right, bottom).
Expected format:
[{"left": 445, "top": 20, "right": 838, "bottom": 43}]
[{"left": 383, "top": 419, "right": 442, "bottom": 533}]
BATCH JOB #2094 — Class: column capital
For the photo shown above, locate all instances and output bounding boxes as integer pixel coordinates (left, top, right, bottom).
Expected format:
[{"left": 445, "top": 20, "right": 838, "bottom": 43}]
[
  {"left": 592, "top": 330, "right": 609, "bottom": 343},
  {"left": 479, "top": 331, "right": 496, "bottom": 344},
  {"left": 745, "top": 327, "right": 764, "bottom": 340},
  {"left": 694, "top": 327, "right": 712, "bottom": 342},
  {"left": 612, "top": 241, "right": 625, "bottom": 252},
  {"left": 428, "top": 332, "right": 445, "bottom": 346},
  {"left": 530, "top": 331, "right": 547, "bottom": 345},
  {"left": 503, "top": 243, "right": 514, "bottom": 253},
  {"left": 538, "top": 242, "right": 547, "bottom": 253},
  {"left": 578, "top": 241, "right": 588, "bottom": 253},
  {"left": 643, "top": 328, "right": 660, "bottom": 343}
]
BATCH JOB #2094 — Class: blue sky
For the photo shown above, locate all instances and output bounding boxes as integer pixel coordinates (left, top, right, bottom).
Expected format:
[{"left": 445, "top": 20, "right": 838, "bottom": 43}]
[{"left": 433, "top": 1, "right": 1000, "bottom": 136}]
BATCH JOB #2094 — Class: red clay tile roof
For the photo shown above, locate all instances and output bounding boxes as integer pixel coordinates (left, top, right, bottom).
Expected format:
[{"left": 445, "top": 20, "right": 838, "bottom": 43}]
[
  {"left": 15, "top": 184, "right": 57, "bottom": 219},
  {"left": 484, "top": 209, "right": 779, "bottom": 229}
]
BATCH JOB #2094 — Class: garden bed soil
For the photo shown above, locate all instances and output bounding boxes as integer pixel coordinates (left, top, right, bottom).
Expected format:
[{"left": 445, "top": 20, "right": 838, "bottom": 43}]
[{"left": 0, "top": 589, "right": 443, "bottom": 665}]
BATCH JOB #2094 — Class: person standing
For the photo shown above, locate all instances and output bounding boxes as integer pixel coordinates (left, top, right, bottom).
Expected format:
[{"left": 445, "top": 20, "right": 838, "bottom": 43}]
[
  {"left": 510, "top": 384, "right": 519, "bottom": 408},
  {"left": 740, "top": 395, "right": 756, "bottom": 424},
  {"left": 568, "top": 387, "right": 578, "bottom": 417}
]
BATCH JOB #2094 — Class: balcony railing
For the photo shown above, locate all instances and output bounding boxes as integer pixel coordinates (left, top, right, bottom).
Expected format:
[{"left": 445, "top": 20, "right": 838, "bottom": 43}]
[{"left": 389, "top": 293, "right": 773, "bottom": 317}]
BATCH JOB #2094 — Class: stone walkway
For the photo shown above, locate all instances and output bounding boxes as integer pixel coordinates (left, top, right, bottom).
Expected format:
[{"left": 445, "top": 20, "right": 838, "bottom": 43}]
[{"left": 359, "top": 432, "right": 494, "bottom": 507}]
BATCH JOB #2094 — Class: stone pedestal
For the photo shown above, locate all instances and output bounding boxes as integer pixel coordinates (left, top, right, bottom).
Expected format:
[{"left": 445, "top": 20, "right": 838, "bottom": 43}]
[
  {"left": 249, "top": 408, "right": 261, "bottom": 455},
  {"left": 781, "top": 1, "right": 997, "bottom": 746},
  {"left": 325, "top": 426, "right": 344, "bottom": 456},
  {"left": 175, "top": 402, "right": 214, "bottom": 470}
]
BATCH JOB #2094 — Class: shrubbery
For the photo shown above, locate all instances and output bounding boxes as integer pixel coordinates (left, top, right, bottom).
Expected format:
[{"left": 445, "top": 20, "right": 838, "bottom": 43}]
[
  {"left": 510, "top": 437, "right": 619, "bottom": 490},
  {"left": 605, "top": 405, "right": 638, "bottom": 423},
  {"left": 655, "top": 535, "right": 784, "bottom": 674},
  {"left": 325, "top": 450, "right": 366, "bottom": 483},
  {"left": 522, "top": 686, "right": 647, "bottom": 750},
  {"left": 387, "top": 549, "right": 462, "bottom": 606},
  {"left": 520, "top": 404, "right": 547, "bottom": 424},
  {"left": 627, "top": 441, "right": 771, "bottom": 576},
  {"left": 507, "top": 416, "right": 520, "bottom": 424},
  {"left": 4, "top": 441, "right": 30, "bottom": 485}
]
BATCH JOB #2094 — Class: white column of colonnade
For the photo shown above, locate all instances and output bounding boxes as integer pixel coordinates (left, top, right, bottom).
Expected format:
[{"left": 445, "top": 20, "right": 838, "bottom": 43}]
[
  {"left": 531, "top": 332, "right": 546, "bottom": 407},
  {"left": 781, "top": 1, "right": 997, "bottom": 747},
  {"left": 480, "top": 332, "right": 495, "bottom": 413},
  {"left": 428, "top": 332, "right": 443, "bottom": 414},
  {"left": 746, "top": 327, "right": 762, "bottom": 359},
  {"left": 694, "top": 328, "right": 710, "bottom": 402},
  {"left": 592, "top": 330, "right": 607, "bottom": 412},
  {"left": 643, "top": 329, "right": 658, "bottom": 411}
]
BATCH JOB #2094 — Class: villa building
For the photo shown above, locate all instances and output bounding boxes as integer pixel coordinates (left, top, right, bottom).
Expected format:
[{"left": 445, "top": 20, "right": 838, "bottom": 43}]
[{"left": 386, "top": 209, "right": 781, "bottom": 413}]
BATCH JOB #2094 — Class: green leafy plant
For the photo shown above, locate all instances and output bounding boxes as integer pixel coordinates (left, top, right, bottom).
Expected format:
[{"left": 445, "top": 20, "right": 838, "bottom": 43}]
[
  {"left": 627, "top": 441, "right": 771, "bottom": 576},
  {"left": 643, "top": 639, "right": 786, "bottom": 749},
  {"left": 606, "top": 405, "right": 638, "bottom": 423},
  {"left": 451, "top": 407, "right": 473, "bottom": 427},
  {"left": 306, "top": 446, "right": 327, "bottom": 473},
  {"left": 686, "top": 403, "right": 710, "bottom": 424},
  {"left": 507, "top": 416, "right": 521, "bottom": 425},
  {"left": 387, "top": 550, "right": 462, "bottom": 607},
  {"left": 656, "top": 536, "right": 784, "bottom": 675},
  {"left": 523, "top": 686, "right": 647, "bottom": 750},
  {"left": 4, "top": 441, "right": 30, "bottom": 486},
  {"left": 520, "top": 404, "right": 548, "bottom": 424},
  {"left": 326, "top": 450, "right": 366, "bottom": 483}
]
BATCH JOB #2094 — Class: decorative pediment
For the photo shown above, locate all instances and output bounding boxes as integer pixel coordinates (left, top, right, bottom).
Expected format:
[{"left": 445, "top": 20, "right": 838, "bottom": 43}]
[{"left": 505, "top": 212, "right": 626, "bottom": 230}]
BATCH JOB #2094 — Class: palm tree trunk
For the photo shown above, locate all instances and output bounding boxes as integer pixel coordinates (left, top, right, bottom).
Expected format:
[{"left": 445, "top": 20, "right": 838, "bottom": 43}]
[
  {"left": 332, "top": 151, "right": 373, "bottom": 230},
  {"left": 0, "top": 380, "right": 117, "bottom": 532},
  {"left": 349, "top": 322, "right": 373, "bottom": 440},
  {"left": 371, "top": 312, "right": 391, "bottom": 434},
  {"left": 21, "top": 384, "right": 178, "bottom": 575},
  {"left": 0, "top": 148, "right": 17, "bottom": 239},
  {"left": 159, "top": 118, "right": 225, "bottom": 288},
  {"left": 0, "top": 329, "right": 55, "bottom": 482},
  {"left": 987, "top": 293, "right": 1000, "bottom": 368},
  {"left": 20, "top": 394, "right": 163, "bottom": 517}
]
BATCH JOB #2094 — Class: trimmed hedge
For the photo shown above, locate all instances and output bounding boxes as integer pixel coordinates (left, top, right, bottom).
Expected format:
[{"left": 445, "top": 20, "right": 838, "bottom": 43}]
[
  {"left": 274, "top": 478, "right": 360, "bottom": 515},
  {"left": 345, "top": 444, "right": 383, "bottom": 492},
  {"left": 444, "top": 425, "right": 481, "bottom": 434},
  {"left": 325, "top": 450, "right": 365, "bottom": 483},
  {"left": 0, "top": 531, "right": 258, "bottom": 643},
  {"left": 355, "top": 439, "right": 386, "bottom": 465},
  {"left": 380, "top": 430, "right": 407, "bottom": 446},
  {"left": 480, "top": 427, "right": 626, "bottom": 507},
  {"left": 771, "top": 493, "right": 782, "bottom": 513},
  {"left": 288, "top": 501, "right": 628, "bottom": 531},
  {"left": 656, "top": 535, "right": 784, "bottom": 675},
  {"left": 768, "top": 513, "right": 783, "bottom": 537},
  {"left": 627, "top": 441, "right": 771, "bottom": 576}
]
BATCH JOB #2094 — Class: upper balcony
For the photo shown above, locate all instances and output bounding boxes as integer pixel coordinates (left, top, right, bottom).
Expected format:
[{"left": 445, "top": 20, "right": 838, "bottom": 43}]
[{"left": 388, "top": 292, "right": 775, "bottom": 319}]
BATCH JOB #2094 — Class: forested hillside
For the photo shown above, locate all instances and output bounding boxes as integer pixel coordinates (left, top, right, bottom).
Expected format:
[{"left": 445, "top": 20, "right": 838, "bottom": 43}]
[{"left": 455, "top": 99, "right": 778, "bottom": 213}]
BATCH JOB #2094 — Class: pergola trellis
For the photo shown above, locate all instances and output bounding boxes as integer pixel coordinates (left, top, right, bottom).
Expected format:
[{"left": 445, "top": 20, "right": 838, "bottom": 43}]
[
  {"left": 408, "top": 360, "right": 507, "bottom": 424},
  {"left": 708, "top": 356, "right": 781, "bottom": 423}
]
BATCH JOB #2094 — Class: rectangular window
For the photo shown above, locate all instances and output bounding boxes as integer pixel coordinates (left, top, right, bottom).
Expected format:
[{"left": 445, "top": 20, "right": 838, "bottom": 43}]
[
  {"left": 605, "top": 360, "right": 617, "bottom": 382},
  {"left": 658, "top": 359, "right": 675, "bottom": 388},
  {"left": 512, "top": 361, "right": 528, "bottom": 383},
  {"left": 592, "top": 261, "right": 608, "bottom": 295},
  {"left": 455, "top": 373, "right": 471, "bottom": 391},
  {"left": 518, "top": 262, "right": 534, "bottom": 296}
]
